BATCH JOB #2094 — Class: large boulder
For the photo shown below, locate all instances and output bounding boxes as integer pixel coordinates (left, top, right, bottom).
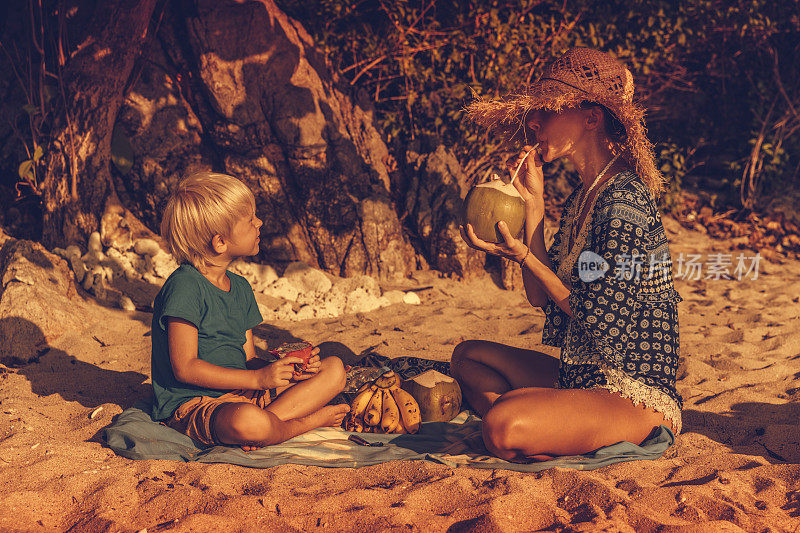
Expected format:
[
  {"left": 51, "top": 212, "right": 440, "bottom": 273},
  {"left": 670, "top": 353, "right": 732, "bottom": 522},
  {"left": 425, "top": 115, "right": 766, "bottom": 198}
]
[
  {"left": 115, "top": 0, "right": 414, "bottom": 279},
  {"left": 403, "top": 145, "right": 484, "bottom": 278},
  {"left": 0, "top": 233, "right": 88, "bottom": 364}
]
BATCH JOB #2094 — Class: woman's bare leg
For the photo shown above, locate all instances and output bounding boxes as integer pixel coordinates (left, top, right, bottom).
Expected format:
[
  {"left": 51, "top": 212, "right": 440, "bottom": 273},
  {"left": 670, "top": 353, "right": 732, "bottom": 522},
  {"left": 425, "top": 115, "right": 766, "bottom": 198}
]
[
  {"left": 450, "top": 340, "right": 559, "bottom": 416},
  {"left": 482, "top": 387, "right": 674, "bottom": 462},
  {"left": 266, "top": 356, "right": 347, "bottom": 421}
]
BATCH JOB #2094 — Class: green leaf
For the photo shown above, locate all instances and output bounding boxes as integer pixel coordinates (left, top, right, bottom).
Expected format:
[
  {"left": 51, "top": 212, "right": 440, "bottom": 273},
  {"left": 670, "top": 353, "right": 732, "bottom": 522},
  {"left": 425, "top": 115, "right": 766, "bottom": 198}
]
[
  {"left": 33, "top": 144, "right": 43, "bottom": 162},
  {"left": 18, "top": 159, "right": 33, "bottom": 180},
  {"left": 22, "top": 104, "right": 38, "bottom": 114},
  {"left": 111, "top": 124, "right": 134, "bottom": 175}
]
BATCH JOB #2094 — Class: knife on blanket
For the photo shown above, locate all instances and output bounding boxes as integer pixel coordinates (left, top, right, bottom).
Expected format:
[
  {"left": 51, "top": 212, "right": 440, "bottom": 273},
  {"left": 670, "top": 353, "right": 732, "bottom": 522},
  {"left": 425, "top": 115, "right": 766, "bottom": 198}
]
[{"left": 348, "top": 434, "right": 384, "bottom": 447}]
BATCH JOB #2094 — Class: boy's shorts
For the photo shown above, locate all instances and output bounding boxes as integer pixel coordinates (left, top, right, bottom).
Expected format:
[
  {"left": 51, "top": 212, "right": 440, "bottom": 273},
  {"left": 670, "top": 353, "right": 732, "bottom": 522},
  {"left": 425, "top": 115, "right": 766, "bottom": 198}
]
[{"left": 167, "top": 388, "right": 278, "bottom": 446}]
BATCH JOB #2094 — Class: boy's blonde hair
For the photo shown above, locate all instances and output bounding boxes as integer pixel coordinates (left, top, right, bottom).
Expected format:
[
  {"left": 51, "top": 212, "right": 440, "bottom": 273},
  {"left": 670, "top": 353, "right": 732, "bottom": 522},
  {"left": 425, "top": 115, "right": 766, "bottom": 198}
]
[{"left": 161, "top": 172, "right": 255, "bottom": 269}]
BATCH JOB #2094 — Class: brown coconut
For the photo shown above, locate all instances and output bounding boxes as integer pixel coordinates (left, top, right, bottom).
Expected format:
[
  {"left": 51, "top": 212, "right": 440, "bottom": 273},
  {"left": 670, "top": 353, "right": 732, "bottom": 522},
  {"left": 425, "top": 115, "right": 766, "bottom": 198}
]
[
  {"left": 462, "top": 176, "right": 526, "bottom": 243},
  {"left": 401, "top": 370, "right": 462, "bottom": 422}
]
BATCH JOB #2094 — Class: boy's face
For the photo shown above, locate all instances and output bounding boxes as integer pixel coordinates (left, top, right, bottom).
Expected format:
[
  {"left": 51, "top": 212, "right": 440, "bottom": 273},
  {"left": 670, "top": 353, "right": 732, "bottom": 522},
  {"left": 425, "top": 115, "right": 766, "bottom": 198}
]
[{"left": 225, "top": 208, "right": 263, "bottom": 258}]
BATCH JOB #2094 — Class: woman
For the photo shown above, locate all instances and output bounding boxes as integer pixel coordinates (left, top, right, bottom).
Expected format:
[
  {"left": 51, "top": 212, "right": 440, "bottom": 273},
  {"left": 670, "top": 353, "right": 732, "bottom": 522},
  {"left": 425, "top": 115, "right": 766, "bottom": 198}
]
[{"left": 454, "top": 47, "right": 683, "bottom": 462}]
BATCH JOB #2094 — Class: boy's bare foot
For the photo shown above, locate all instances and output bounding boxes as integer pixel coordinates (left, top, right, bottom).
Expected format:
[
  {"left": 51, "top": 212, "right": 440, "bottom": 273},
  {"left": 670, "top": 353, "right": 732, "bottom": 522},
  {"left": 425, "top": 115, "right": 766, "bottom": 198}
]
[
  {"left": 238, "top": 404, "right": 349, "bottom": 451},
  {"left": 313, "top": 403, "right": 350, "bottom": 428}
]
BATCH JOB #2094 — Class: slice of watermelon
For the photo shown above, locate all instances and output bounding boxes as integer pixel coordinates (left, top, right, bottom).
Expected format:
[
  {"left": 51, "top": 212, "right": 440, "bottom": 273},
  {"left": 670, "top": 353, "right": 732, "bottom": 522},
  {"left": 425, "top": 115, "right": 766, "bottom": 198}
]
[{"left": 269, "top": 341, "right": 314, "bottom": 373}]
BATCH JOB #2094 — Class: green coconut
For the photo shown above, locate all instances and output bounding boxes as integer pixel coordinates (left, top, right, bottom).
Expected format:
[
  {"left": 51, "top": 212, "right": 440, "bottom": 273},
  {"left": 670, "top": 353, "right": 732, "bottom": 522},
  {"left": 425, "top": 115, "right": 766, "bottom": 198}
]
[
  {"left": 401, "top": 370, "right": 462, "bottom": 423},
  {"left": 462, "top": 176, "right": 526, "bottom": 243}
]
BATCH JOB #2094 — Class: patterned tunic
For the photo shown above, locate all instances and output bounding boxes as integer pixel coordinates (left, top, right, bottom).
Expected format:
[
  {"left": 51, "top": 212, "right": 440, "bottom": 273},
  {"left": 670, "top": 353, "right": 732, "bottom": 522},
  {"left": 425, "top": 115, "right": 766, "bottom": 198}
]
[{"left": 541, "top": 171, "right": 684, "bottom": 433}]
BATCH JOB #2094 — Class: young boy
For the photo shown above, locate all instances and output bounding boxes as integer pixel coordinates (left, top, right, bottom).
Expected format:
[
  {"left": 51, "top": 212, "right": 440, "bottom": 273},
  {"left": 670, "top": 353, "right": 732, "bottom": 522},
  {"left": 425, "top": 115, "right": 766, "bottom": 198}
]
[{"left": 151, "top": 172, "right": 349, "bottom": 449}]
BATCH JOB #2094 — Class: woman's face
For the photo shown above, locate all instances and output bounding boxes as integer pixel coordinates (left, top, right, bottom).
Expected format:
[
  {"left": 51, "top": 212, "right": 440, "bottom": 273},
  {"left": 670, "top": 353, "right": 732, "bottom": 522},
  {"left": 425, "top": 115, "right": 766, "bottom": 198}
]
[{"left": 526, "top": 108, "right": 593, "bottom": 163}]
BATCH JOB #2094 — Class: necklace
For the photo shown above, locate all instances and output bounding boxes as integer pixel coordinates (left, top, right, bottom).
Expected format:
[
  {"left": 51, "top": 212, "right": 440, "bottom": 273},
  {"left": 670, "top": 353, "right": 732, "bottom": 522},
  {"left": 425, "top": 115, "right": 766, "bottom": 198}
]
[{"left": 569, "top": 153, "right": 621, "bottom": 247}]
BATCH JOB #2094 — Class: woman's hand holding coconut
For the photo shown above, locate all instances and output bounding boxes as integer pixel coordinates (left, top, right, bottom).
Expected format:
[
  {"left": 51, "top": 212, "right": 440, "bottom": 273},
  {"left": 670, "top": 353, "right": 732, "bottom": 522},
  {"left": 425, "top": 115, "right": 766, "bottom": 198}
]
[{"left": 460, "top": 145, "right": 544, "bottom": 265}]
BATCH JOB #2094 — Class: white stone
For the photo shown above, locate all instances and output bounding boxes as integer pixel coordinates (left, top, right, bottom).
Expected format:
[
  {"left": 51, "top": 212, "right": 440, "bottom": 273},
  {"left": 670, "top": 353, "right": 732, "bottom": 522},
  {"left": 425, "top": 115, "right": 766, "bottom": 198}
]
[
  {"left": 52, "top": 247, "right": 68, "bottom": 259},
  {"left": 403, "top": 292, "right": 421, "bottom": 305},
  {"left": 82, "top": 250, "right": 105, "bottom": 268},
  {"left": 69, "top": 256, "right": 87, "bottom": 283},
  {"left": 344, "top": 287, "right": 384, "bottom": 314},
  {"left": 230, "top": 260, "right": 278, "bottom": 290},
  {"left": 118, "top": 295, "right": 136, "bottom": 312},
  {"left": 295, "top": 305, "right": 316, "bottom": 321},
  {"left": 151, "top": 250, "right": 179, "bottom": 278},
  {"left": 133, "top": 238, "right": 161, "bottom": 257},
  {"left": 88, "top": 231, "right": 103, "bottom": 253},
  {"left": 123, "top": 252, "right": 146, "bottom": 275},
  {"left": 283, "top": 262, "right": 332, "bottom": 294},
  {"left": 65, "top": 245, "right": 82, "bottom": 259},
  {"left": 383, "top": 290, "right": 405, "bottom": 305},
  {"left": 312, "top": 299, "right": 343, "bottom": 319},
  {"left": 262, "top": 278, "right": 300, "bottom": 302}
]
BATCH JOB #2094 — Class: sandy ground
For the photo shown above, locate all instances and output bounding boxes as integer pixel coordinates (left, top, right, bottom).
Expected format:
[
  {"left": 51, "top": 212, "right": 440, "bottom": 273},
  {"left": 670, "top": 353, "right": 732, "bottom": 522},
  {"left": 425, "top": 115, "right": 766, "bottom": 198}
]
[{"left": 1, "top": 215, "right": 799, "bottom": 532}]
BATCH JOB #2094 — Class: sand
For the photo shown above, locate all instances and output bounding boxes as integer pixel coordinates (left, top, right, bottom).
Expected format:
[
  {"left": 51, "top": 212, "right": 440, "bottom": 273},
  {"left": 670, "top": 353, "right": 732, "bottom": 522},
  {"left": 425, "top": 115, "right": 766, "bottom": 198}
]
[{"left": 1, "top": 215, "right": 799, "bottom": 532}]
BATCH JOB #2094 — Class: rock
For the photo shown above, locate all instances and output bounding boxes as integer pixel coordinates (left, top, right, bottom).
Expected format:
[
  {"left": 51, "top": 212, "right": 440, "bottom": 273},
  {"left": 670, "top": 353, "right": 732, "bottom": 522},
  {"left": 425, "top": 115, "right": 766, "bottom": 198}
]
[
  {"left": 133, "top": 238, "right": 162, "bottom": 257},
  {"left": 230, "top": 260, "right": 279, "bottom": 290},
  {"left": 0, "top": 237, "right": 87, "bottom": 364},
  {"left": 115, "top": 0, "right": 415, "bottom": 278},
  {"left": 100, "top": 201, "right": 163, "bottom": 253},
  {"left": 88, "top": 231, "right": 103, "bottom": 253},
  {"left": 383, "top": 290, "right": 405, "bottom": 305},
  {"left": 344, "top": 287, "right": 388, "bottom": 314},
  {"left": 105, "top": 248, "right": 138, "bottom": 281},
  {"left": 283, "top": 262, "right": 332, "bottom": 294},
  {"left": 262, "top": 278, "right": 300, "bottom": 302},
  {"left": 295, "top": 305, "right": 316, "bottom": 321},
  {"left": 403, "top": 145, "right": 484, "bottom": 278},
  {"left": 65, "top": 245, "right": 82, "bottom": 260},
  {"left": 262, "top": 301, "right": 295, "bottom": 321},
  {"left": 118, "top": 295, "right": 136, "bottom": 312},
  {"left": 82, "top": 250, "right": 105, "bottom": 269},
  {"left": 151, "top": 250, "right": 179, "bottom": 278},
  {"left": 69, "top": 255, "right": 87, "bottom": 283},
  {"left": 402, "top": 291, "right": 421, "bottom": 305}
]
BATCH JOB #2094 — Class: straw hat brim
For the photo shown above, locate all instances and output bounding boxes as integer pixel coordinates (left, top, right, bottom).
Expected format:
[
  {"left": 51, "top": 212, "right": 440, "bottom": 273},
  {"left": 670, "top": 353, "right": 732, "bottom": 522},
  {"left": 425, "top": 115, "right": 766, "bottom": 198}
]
[{"left": 466, "top": 80, "right": 665, "bottom": 198}]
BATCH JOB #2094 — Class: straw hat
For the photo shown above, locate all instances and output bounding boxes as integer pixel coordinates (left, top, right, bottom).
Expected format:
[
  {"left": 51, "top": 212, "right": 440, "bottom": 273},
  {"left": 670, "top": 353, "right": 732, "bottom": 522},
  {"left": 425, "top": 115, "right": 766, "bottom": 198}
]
[{"left": 466, "top": 47, "right": 665, "bottom": 197}]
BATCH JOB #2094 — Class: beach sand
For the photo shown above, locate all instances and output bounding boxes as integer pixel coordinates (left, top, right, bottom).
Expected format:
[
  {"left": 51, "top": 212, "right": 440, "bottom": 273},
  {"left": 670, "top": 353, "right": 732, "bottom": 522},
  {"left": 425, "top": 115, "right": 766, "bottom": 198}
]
[{"left": 1, "top": 215, "right": 799, "bottom": 532}]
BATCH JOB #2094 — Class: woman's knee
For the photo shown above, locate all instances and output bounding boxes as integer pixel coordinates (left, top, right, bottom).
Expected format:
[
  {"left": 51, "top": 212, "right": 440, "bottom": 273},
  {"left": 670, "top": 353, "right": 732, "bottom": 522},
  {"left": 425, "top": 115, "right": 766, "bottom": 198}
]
[
  {"left": 451, "top": 340, "right": 485, "bottom": 373},
  {"left": 481, "top": 404, "right": 525, "bottom": 459}
]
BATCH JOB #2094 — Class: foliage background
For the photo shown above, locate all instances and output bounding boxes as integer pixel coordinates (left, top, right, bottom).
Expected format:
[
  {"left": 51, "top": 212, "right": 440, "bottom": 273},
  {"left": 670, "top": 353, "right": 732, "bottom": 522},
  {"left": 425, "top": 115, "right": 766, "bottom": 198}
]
[{"left": 281, "top": 0, "right": 800, "bottom": 214}]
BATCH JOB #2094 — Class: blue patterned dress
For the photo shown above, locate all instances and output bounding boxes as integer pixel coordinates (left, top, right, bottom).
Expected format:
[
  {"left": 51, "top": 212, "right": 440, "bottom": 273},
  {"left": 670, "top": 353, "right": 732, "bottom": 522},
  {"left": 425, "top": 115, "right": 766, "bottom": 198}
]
[{"left": 541, "top": 171, "right": 684, "bottom": 432}]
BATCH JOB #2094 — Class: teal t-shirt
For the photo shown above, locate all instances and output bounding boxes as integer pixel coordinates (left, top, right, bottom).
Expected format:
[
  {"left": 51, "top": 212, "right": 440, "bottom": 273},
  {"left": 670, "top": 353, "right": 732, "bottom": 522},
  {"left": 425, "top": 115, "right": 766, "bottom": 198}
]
[{"left": 150, "top": 264, "right": 263, "bottom": 420}]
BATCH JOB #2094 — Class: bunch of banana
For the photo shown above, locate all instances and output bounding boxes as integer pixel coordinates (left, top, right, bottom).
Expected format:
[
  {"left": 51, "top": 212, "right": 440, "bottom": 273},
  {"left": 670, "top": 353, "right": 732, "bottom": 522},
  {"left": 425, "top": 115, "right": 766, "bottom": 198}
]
[{"left": 343, "top": 370, "right": 421, "bottom": 434}]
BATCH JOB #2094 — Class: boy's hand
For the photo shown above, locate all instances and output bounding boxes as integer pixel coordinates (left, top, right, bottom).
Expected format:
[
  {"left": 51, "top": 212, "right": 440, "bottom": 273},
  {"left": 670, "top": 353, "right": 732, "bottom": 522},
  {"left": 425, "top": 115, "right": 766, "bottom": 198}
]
[
  {"left": 291, "top": 348, "right": 322, "bottom": 381},
  {"left": 256, "top": 357, "right": 304, "bottom": 389}
]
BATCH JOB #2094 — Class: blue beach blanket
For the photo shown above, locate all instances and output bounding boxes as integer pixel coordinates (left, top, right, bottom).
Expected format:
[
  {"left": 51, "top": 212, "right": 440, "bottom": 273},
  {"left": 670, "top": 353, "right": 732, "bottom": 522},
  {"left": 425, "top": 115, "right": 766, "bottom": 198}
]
[{"left": 103, "top": 355, "right": 675, "bottom": 472}]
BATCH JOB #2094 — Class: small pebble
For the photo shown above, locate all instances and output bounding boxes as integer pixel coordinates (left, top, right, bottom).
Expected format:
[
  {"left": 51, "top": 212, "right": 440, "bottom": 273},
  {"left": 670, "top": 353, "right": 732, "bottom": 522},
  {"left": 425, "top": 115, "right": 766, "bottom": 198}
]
[
  {"left": 88, "top": 232, "right": 103, "bottom": 253},
  {"left": 403, "top": 292, "right": 421, "bottom": 305},
  {"left": 119, "top": 295, "right": 136, "bottom": 312}
]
